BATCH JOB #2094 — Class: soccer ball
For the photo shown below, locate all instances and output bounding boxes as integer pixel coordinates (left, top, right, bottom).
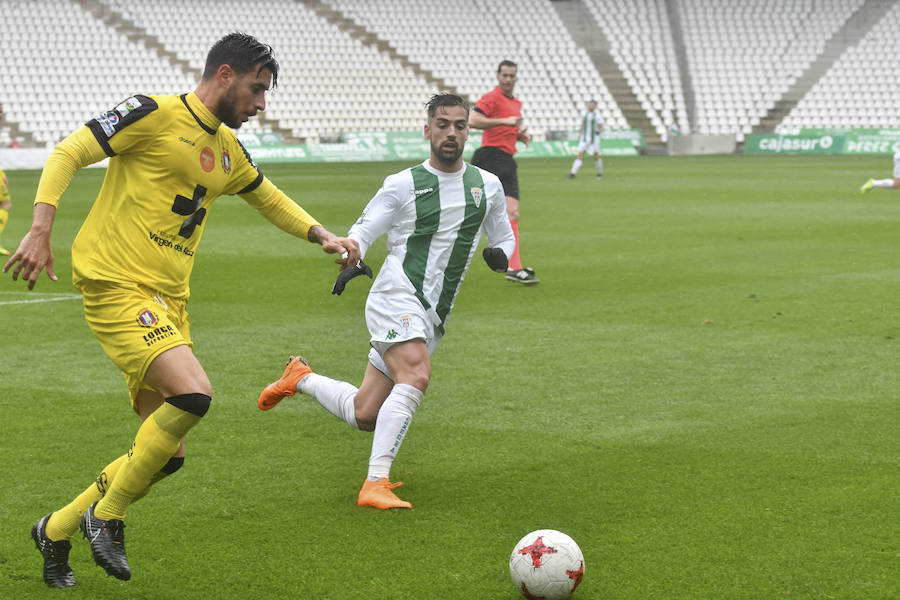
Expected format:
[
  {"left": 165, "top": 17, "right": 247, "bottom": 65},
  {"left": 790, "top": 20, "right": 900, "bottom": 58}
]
[{"left": 509, "top": 529, "right": 585, "bottom": 599}]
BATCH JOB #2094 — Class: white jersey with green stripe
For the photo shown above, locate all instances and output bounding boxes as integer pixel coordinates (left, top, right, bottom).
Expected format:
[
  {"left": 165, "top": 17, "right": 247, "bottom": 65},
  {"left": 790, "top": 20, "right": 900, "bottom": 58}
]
[
  {"left": 578, "top": 110, "right": 604, "bottom": 145},
  {"left": 350, "top": 160, "right": 515, "bottom": 333}
]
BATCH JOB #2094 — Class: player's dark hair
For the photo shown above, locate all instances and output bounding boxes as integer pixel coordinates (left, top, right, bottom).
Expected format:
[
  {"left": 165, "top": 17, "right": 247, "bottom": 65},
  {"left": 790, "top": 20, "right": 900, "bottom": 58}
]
[
  {"left": 203, "top": 32, "right": 279, "bottom": 87},
  {"left": 497, "top": 60, "right": 517, "bottom": 73},
  {"left": 426, "top": 93, "right": 469, "bottom": 118}
]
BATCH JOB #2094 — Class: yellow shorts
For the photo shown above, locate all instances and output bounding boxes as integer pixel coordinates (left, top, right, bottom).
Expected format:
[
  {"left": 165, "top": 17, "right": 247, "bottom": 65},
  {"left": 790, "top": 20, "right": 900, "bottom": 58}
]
[{"left": 79, "top": 280, "right": 192, "bottom": 411}]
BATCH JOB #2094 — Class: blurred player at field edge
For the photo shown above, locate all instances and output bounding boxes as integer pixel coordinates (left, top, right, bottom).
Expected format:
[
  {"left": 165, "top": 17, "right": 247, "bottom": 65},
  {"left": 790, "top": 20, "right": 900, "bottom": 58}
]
[
  {"left": 567, "top": 99, "right": 603, "bottom": 179},
  {"left": 0, "top": 167, "right": 10, "bottom": 255},
  {"left": 468, "top": 60, "right": 538, "bottom": 285},
  {"left": 3, "top": 32, "right": 359, "bottom": 588},
  {"left": 860, "top": 147, "right": 900, "bottom": 194},
  {"left": 257, "top": 93, "right": 514, "bottom": 509}
]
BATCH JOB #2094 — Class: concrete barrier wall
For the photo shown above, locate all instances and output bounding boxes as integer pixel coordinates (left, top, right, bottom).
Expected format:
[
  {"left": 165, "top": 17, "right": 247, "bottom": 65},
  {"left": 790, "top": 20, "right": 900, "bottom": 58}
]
[{"left": 668, "top": 134, "right": 737, "bottom": 155}]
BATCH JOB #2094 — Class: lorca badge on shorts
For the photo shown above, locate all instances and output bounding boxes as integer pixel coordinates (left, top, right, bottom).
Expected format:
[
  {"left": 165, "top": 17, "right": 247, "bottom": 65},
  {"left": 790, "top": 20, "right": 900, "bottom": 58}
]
[{"left": 137, "top": 310, "right": 159, "bottom": 327}]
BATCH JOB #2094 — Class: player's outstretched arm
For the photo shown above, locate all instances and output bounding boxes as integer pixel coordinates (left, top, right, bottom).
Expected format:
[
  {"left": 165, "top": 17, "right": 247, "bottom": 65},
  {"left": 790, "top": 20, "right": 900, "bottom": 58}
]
[
  {"left": 2, "top": 202, "right": 58, "bottom": 290},
  {"left": 308, "top": 225, "right": 361, "bottom": 268}
]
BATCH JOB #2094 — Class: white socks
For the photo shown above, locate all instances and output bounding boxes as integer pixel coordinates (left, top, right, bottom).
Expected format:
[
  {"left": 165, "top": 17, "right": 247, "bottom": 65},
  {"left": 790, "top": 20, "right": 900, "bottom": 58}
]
[
  {"left": 298, "top": 375, "right": 424, "bottom": 482},
  {"left": 874, "top": 179, "right": 895, "bottom": 188},
  {"left": 571, "top": 158, "right": 603, "bottom": 176},
  {"left": 570, "top": 158, "right": 582, "bottom": 175},
  {"left": 298, "top": 373, "right": 358, "bottom": 428},
  {"left": 367, "top": 384, "right": 423, "bottom": 481}
]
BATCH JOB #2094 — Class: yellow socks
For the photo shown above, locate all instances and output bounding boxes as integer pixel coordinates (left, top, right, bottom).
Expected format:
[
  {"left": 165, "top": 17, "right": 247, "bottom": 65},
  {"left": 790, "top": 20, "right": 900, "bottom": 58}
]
[
  {"left": 44, "top": 455, "right": 128, "bottom": 541},
  {"left": 94, "top": 395, "right": 207, "bottom": 521}
]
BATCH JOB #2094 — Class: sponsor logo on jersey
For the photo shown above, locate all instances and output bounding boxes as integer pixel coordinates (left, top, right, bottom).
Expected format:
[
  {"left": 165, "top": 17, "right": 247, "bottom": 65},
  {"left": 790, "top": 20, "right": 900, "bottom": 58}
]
[
  {"left": 137, "top": 310, "right": 159, "bottom": 327},
  {"left": 95, "top": 111, "right": 120, "bottom": 137},
  {"left": 470, "top": 187, "right": 483, "bottom": 208},
  {"left": 222, "top": 149, "right": 231, "bottom": 174},
  {"left": 414, "top": 187, "right": 434, "bottom": 196},
  {"left": 115, "top": 96, "right": 142, "bottom": 117},
  {"left": 200, "top": 146, "right": 215, "bottom": 173}
]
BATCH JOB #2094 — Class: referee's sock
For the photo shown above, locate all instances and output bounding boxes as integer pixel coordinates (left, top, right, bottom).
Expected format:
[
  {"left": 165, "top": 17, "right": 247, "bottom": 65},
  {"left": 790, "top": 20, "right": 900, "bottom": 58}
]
[
  {"left": 94, "top": 395, "right": 208, "bottom": 521},
  {"left": 509, "top": 220, "right": 523, "bottom": 271}
]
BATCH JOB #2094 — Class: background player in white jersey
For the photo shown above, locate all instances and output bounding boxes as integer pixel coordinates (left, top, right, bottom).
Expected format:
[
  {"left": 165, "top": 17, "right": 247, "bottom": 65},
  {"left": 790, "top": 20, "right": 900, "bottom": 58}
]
[
  {"left": 567, "top": 99, "right": 604, "bottom": 179},
  {"left": 257, "top": 93, "right": 515, "bottom": 509},
  {"left": 860, "top": 147, "right": 900, "bottom": 194}
]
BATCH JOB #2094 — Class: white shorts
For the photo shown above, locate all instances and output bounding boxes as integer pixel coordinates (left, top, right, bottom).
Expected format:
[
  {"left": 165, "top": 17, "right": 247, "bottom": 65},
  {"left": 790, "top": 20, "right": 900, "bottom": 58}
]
[
  {"left": 576, "top": 139, "right": 600, "bottom": 155},
  {"left": 893, "top": 153, "right": 900, "bottom": 179},
  {"left": 365, "top": 290, "right": 441, "bottom": 378}
]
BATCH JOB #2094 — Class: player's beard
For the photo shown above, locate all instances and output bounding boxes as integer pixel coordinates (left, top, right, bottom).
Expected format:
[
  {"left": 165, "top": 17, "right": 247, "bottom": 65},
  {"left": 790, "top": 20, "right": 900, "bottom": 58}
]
[
  {"left": 217, "top": 86, "right": 244, "bottom": 129},
  {"left": 431, "top": 138, "right": 463, "bottom": 167}
]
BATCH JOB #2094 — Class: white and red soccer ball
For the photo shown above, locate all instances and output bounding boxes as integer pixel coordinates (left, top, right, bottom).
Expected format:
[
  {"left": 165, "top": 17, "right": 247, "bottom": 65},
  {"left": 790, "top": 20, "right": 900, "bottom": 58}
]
[{"left": 509, "top": 529, "right": 585, "bottom": 599}]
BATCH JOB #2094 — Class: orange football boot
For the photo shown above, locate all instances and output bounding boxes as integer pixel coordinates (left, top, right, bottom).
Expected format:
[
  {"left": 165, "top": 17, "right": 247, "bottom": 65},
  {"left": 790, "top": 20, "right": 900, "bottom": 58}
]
[
  {"left": 258, "top": 356, "right": 312, "bottom": 410},
  {"left": 357, "top": 478, "right": 412, "bottom": 509}
]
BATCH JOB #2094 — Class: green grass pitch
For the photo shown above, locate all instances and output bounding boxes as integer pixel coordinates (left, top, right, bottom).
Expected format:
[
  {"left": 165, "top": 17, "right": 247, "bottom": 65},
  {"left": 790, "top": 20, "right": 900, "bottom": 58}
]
[{"left": 0, "top": 155, "right": 897, "bottom": 599}]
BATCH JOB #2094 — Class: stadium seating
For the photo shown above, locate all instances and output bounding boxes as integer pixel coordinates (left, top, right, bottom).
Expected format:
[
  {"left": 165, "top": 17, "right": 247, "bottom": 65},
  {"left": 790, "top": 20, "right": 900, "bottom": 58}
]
[
  {"left": 0, "top": 0, "right": 898, "bottom": 148},
  {"left": 0, "top": 0, "right": 195, "bottom": 145},
  {"left": 582, "top": 0, "right": 690, "bottom": 142},
  {"left": 99, "top": 0, "right": 437, "bottom": 141},
  {"left": 678, "top": 0, "right": 865, "bottom": 140},
  {"left": 779, "top": 0, "right": 900, "bottom": 131},
  {"left": 327, "top": 0, "right": 629, "bottom": 139}
]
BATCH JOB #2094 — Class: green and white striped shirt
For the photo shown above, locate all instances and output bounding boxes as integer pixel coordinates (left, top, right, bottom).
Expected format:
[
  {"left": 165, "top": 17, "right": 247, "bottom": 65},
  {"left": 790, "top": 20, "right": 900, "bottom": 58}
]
[
  {"left": 579, "top": 109, "right": 604, "bottom": 145},
  {"left": 350, "top": 160, "right": 514, "bottom": 333}
]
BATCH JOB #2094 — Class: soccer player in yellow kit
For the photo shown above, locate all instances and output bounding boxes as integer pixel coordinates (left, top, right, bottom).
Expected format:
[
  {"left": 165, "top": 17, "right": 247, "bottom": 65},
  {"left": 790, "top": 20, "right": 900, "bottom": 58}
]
[
  {"left": 2, "top": 33, "right": 359, "bottom": 588},
  {"left": 0, "top": 167, "right": 10, "bottom": 255}
]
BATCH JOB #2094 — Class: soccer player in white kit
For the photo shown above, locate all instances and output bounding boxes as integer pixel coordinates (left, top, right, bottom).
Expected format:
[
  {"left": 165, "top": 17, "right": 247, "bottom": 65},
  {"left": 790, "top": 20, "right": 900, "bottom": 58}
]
[
  {"left": 568, "top": 99, "right": 604, "bottom": 179},
  {"left": 860, "top": 147, "right": 900, "bottom": 194},
  {"left": 257, "top": 93, "right": 515, "bottom": 509}
]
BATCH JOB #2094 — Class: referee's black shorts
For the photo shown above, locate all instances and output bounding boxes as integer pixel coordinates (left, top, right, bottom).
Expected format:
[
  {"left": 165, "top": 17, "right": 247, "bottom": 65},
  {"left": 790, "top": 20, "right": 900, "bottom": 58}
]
[{"left": 471, "top": 146, "right": 519, "bottom": 200}]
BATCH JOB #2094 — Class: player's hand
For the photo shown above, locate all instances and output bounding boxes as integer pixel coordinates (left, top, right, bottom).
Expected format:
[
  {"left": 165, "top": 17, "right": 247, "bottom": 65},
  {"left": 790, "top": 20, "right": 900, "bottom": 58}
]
[
  {"left": 2, "top": 231, "right": 58, "bottom": 290},
  {"left": 311, "top": 225, "right": 360, "bottom": 267},
  {"left": 482, "top": 247, "right": 508, "bottom": 272},
  {"left": 326, "top": 236, "right": 360, "bottom": 268},
  {"left": 332, "top": 259, "right": 373, "bottom": 295},
  {"left": 518, "top": 127, "right": 531, "bottom": 147}
]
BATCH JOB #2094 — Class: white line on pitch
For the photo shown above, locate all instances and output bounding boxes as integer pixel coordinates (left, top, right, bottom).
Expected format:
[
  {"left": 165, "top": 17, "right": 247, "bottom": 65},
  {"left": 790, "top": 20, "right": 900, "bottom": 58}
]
[{"left": 0, "top": 294, "right": 81, "bottom": 306}]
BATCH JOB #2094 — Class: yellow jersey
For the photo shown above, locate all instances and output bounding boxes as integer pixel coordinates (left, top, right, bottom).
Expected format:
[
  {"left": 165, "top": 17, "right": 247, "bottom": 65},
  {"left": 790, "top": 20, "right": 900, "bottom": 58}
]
[
  {"left": 37, "top": 92, "right": 319, "bottom": 299},
  {"left": 0, "top": 167, "right": 9, "bottom": 202}
]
